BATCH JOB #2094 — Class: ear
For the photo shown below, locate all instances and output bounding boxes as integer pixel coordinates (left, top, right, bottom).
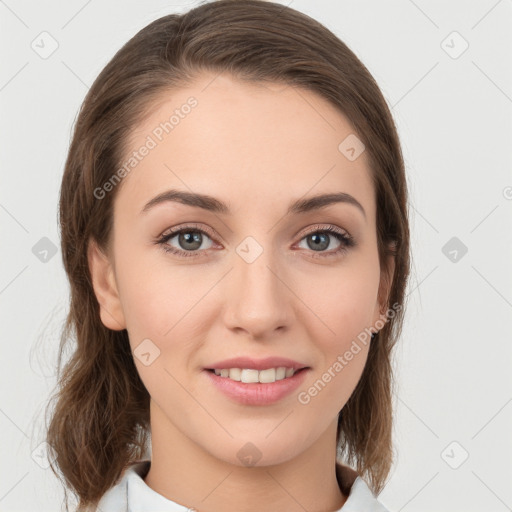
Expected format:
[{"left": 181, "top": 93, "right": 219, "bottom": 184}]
[
  {"left": 87, "top": 238, "right": 126, "bottom": 331},
  {"left": 371, "top": 246, "right": 396, "bottom": 331}
]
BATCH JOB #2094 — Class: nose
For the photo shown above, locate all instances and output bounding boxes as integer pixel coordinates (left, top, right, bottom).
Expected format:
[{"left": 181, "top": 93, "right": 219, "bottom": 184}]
[{"left": 222, "top": 243, "right": 294, "bottom": 340}]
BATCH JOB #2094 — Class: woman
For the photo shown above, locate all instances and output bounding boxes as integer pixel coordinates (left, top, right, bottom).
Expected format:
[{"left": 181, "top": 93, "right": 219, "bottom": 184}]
[{"left": 45, "top": 1, "right": 411, "bottom": 510}]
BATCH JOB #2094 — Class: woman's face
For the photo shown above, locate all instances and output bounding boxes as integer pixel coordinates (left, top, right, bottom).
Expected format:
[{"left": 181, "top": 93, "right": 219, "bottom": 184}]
[{"left": 89, "top": 72, "right": 392, "bottom": 467}]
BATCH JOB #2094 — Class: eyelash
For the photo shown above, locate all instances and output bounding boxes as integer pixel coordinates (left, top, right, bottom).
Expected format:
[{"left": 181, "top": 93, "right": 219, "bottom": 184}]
[{"left": 154, "top": 223, "right": 355, "bottom": 259}]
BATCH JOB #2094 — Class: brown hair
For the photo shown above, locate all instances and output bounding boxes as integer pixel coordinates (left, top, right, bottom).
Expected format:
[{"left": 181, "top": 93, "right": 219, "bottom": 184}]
[{"left": 45, "top": 0, "right": 410, "bottom": 509}]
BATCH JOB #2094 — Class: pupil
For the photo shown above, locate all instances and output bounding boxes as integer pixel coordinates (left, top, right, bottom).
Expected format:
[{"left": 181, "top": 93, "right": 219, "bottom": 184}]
[
  {"left": 180, "top": 231, "right": 202, "bottom": 250},
  {"left": 308, "top": 233, "right": 328, "bottom": 251}
]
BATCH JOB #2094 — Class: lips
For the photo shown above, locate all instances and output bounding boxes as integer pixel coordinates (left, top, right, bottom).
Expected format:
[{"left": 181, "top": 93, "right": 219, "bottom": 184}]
[
  {"left": 204, "top": 365, "right": 311, "bottom": 405},
  {"left": 204, "top": 356, "right": 310, "bottom": 371}
]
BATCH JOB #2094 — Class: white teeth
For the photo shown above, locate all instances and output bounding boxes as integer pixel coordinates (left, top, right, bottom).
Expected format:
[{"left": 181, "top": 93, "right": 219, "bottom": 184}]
[
  {"left": 242, "top": 369, "right": 260, "bottom": 383},
  {"left": 228, "top": 368, "right": 241, "bottom": 381},
  {"left": 213, "top": 366, "right": 298, "bottom": 383}
]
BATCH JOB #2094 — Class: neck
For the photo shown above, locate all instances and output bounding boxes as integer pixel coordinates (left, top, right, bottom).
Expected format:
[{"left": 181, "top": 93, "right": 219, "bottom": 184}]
[{"left": 143, "top": 399, "right": 347, "bottom": 512}]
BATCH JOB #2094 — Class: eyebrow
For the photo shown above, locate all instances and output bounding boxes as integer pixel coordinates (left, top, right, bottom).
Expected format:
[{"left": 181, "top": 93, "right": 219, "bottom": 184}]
[{"left": 141, "top": 189, "right": 366, "bottom": 219}]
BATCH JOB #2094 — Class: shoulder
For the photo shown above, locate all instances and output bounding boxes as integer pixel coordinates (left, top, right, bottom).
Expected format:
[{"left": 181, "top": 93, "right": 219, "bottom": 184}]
[{"left": 336, "top": 462, "right": 392, "bottom": 512}]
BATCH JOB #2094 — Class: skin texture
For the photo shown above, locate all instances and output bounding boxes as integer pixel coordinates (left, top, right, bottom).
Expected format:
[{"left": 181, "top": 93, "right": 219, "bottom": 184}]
[{"left": 88, "top": 72, "right": 394, "bottom": 512}]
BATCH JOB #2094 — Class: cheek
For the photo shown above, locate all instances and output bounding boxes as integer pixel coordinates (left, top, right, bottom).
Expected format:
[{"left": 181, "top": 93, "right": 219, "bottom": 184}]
[
  {"left": 296, "top": 260, "right": 380, "bottom": 345},
  {"left": 291, "top": 260, "right": 378, "bottom": 408},
  {"left": 116, "top": 261, "right": 211, "bottom": 401},
  {"left": 115, "top": 251, "right": 214, "bottom": 342}
]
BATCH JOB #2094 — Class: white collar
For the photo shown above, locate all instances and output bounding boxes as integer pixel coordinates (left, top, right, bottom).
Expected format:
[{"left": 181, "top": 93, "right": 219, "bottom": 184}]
[{"left": 96, "top": 460, "right": 390, "bottom": 512}]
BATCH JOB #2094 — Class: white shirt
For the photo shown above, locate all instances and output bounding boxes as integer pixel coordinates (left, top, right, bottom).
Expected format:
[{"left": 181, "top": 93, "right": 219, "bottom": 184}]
[{"left": 96, "top": 460, "right": 390, "bottom": 511}]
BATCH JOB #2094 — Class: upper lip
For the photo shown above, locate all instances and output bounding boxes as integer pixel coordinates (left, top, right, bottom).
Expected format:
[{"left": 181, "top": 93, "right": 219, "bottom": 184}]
[{"left": 205, "top": 356, "right": 310, "bottom": 371}]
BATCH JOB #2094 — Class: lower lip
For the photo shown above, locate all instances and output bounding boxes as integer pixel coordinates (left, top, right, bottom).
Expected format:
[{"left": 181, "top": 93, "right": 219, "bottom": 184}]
[{"left": 203, "top": 368, "right": 310, "bottom": 406}]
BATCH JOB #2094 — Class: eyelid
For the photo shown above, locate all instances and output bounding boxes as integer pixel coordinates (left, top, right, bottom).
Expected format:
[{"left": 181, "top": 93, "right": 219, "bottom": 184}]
[
  {"left": 296, "top": 223, "right": 351, "bottom": 239},
  {"left": 160, "top": 222, "right": 218, "bottom": 242},
  {"left": 156, "top": 222, "right": 354, "bottom": 258},
  {"left": 160, "top": 222, "right": 351, "bottom": 244}
]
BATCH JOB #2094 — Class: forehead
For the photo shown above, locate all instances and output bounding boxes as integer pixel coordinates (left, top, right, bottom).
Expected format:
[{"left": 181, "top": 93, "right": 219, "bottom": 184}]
[{"left": 116, "top": 73, "right": 375, "bottom": 222}]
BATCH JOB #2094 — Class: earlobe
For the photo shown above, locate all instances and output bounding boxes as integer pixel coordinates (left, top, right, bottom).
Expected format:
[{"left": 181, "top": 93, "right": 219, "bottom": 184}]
[{"left": 87, "top": 238, "right": 126, "bottom": 331}]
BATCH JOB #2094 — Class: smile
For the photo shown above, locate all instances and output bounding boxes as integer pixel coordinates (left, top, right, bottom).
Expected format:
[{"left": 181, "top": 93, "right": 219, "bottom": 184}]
[
  {"left": 203, "top": 367, "right": 310, "bottom": 405},
  {"left": 209, "top": 367, "right": 298, "bottom": 383}
]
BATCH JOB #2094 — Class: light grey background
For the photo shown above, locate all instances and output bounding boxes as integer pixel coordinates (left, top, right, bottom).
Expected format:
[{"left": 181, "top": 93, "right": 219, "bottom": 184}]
[{"left": 1, "top": 1, "right": 511, "bottom": 511}]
